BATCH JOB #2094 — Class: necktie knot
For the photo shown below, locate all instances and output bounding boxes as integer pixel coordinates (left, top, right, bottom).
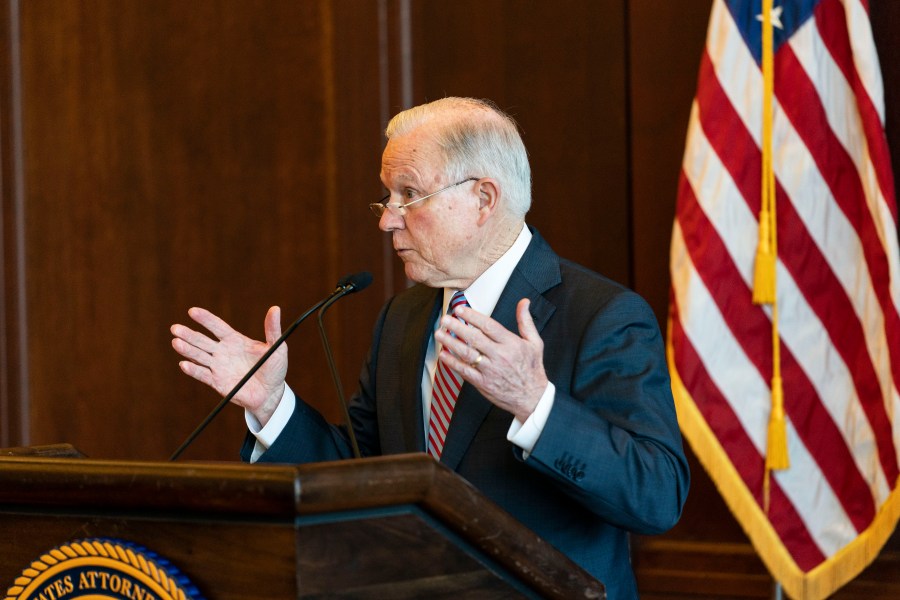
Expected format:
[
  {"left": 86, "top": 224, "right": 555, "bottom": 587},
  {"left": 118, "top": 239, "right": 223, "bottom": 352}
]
[{"left": 448, "top": 291, "right": 469, "bottom": 316}]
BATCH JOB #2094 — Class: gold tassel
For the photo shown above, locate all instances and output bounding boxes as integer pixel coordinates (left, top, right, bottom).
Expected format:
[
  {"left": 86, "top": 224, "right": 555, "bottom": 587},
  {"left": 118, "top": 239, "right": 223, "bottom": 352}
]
[
  {"left": 753, "top": 209, "right": 776, "bottom": 305},
  {"left": 760, "top": 0, "right": 790, "bottom": 515},
  {"left": 765, "top": 375, "right": 789, "bottom": 471},
  {"left": 763, "top": 374, "right": 788, "bottom": 514},
  {"left": 755, "top": 0, "right": 777, "bottom": 307}
]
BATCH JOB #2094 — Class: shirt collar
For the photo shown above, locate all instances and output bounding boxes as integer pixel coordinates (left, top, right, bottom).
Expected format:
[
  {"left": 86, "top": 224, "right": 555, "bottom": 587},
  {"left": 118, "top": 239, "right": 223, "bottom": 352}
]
[{"left": 442, "top": 224, "right": 532, "bottom": 317}]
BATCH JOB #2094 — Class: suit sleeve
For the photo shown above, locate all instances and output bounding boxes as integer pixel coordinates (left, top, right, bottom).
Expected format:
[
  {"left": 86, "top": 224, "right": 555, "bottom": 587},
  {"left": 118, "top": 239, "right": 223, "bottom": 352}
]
[
  {"left": 523, "top": 290, "right": 690, "bottom": 535},
  {"left": 239, "top": 299, "right": 391, "bottom": 464}
]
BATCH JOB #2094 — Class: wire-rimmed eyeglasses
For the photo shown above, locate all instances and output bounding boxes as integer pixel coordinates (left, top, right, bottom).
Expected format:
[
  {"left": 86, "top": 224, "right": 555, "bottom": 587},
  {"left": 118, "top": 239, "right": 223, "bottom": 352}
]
[{"left": 369, "top": 177, "right": 479, "bottom": 217}]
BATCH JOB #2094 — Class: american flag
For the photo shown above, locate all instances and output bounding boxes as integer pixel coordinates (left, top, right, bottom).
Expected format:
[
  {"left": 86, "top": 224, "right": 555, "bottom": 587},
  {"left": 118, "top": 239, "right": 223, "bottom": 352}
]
[{"left": 667, "top": 1, "right": 900, "bottom": 598}]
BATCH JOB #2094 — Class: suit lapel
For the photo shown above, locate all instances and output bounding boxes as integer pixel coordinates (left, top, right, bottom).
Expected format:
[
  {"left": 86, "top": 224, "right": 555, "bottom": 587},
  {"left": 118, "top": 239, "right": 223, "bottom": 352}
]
[
  {"left": 439, "top": 228, "right": 560, "bottom": 470},
  {"left": 396, "top": 288, "right": 442, "bottom": 454}
]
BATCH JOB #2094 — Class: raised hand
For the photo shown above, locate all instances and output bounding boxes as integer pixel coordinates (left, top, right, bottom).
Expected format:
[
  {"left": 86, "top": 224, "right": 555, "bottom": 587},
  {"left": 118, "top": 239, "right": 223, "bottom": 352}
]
[
  {"left": 171, "top": 306, "right": 287, "bottom": 426},
  {"left": 434, "top": 298, "right": 549, "bottom": 422}
]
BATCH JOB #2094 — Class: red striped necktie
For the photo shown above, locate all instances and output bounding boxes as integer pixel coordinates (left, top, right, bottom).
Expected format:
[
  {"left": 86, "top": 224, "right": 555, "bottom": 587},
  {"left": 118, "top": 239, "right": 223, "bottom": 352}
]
[{"left": 427, "top": 291, "right": 470, "bottom": 459}]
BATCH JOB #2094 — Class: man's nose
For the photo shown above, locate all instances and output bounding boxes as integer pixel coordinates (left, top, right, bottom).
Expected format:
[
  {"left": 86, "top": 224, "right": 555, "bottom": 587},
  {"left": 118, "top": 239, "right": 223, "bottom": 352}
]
[{"left": 379, "top": 208, "right": 404, "bottom": 232}]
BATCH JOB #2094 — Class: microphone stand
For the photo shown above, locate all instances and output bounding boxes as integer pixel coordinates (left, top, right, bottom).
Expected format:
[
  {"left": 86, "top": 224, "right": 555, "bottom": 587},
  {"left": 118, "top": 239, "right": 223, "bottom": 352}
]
[{"left": 317, "top": 296, "right": 362, "bottom": 459}]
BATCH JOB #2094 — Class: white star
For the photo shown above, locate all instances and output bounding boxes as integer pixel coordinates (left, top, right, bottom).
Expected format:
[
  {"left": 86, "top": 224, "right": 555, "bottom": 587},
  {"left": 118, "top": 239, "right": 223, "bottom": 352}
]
[{"left": 756, "top": 5, "right": 785, "bottom": 30}]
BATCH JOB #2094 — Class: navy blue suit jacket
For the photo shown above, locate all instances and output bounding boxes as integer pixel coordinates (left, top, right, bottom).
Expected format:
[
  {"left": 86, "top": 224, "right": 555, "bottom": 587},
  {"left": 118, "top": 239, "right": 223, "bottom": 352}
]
[{"left": 243, "top": 229, "right": 690, "bottom": 599}]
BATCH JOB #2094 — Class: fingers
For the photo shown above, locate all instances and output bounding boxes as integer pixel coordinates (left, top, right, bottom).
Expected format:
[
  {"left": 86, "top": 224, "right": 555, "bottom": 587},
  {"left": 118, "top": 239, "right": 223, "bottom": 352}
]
[
  {"left": 178, "top": 359, "right": 214, "bottom": 388},
  {"left": 437, "top": 306, "right": 504, "bottom": 371},
  {"left": 447, "top": 305, "right": 505, "bottom": 344},
  {"left": 170, "top": 307, "right": 237, "bottom": 362},
  {"left": 438, "top": 330, "right": 483, "bottom": 365},
  {"left": 170, "top": 307, "right": 248, "bottom": 372},
  {"left": 442, "top": 299, "right": 540, "bottom": 350},
  {"left": 436, "top": 340, "right": 484, "bottom": 382},
  {"left": 515, "top": 299, "right": 542, "bottom": 345},
  {"left": 170, "top": 323, "right": 217, "bottom": 354},
  {"left": 171, "top": 336, "right": 214, "bottom": 367},
  {"left": 187, "top": 306, "right": 237, "bottom": 340},
  {"left": 439, "top": 305, "right": 512, "bottom": 356},
  {"left": 264, "top": 306, "right": 282, "bottom": 344}
]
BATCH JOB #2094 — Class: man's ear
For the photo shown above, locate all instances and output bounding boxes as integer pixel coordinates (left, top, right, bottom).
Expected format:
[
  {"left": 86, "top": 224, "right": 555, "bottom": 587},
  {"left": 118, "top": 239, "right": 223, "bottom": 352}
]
[{"left": 476, "top": 178, "right": 501, "bottom": 225}]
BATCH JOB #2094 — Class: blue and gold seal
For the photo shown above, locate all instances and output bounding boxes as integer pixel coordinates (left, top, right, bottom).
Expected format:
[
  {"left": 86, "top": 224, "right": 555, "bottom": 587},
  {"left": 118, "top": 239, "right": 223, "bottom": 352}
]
[{"left": 4, "top": 538, "right": 204, "bottom": 600}]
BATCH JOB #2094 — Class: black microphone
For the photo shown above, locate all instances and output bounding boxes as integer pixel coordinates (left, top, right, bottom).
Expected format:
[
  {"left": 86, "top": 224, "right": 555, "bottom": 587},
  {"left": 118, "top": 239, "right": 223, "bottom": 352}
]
[
  {"left": 169, "top": 272, "right": 373, "bottom": 461},
  {"left": 316, "top": 272, "right": 373, "bottom": 460}
]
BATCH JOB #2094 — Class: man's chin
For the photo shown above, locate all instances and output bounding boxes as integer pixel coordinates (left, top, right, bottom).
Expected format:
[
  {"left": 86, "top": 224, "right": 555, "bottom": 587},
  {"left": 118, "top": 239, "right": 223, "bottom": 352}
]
[
  {"left": 405, "top": 260, "right": 452, "bottom": 287},
  {"left": 404, "top": 265, "right": 463, "bottom": 289},
  {"left": 403, "top": 263, "right": 430, "bottom": 286}
]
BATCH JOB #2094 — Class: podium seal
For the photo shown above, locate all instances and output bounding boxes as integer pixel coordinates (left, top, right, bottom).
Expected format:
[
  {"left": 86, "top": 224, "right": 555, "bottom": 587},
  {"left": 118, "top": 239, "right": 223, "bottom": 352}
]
[{"left": 4, "top": 538, "right": 204, "bottom": 600}]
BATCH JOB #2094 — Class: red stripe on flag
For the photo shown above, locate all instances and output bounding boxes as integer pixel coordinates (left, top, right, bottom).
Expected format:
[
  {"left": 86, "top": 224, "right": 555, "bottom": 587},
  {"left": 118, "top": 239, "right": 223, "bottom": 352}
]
[
  {"left": 815, "top": 0, "right": 896, "bottom": 219},
  {"left": 776, "top": 183, "right": 900, "bottom": 485},
  {"left": 774, "top": 46, "right": 900, "bottom": 482},
  {"left": 670, "top": 295, "right": 828, "bottom": 570},
  {"left": 695, "top": 50, "right": 760, "bottom": 200},
  {"left": 776, "top": 43, "right": 899, "bottom": 309},
  {"left": 676, "top": 172, "right": 877, "bottom": 530},
  {"left": 698, "top": 45, "right": 899, "bottom": 487}
]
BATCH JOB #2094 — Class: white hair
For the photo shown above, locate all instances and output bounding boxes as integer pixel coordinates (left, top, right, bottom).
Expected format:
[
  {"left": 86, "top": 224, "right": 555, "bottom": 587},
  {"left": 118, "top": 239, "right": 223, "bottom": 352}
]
[{"left": 385, "top": 97, "right": 532, "bottom": 218}]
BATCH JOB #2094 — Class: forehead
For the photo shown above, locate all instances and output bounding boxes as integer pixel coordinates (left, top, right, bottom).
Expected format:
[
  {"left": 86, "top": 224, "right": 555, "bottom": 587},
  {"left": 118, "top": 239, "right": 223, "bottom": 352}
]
[{"left": 380, "top": 130, "right": 446, "bottom": 185}]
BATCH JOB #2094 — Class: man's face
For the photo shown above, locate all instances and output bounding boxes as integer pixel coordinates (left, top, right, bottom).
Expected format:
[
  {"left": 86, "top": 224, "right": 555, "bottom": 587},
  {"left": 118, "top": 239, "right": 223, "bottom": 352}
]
[{"left": 378, "top": 129, "right": 483, "bottom": 289}]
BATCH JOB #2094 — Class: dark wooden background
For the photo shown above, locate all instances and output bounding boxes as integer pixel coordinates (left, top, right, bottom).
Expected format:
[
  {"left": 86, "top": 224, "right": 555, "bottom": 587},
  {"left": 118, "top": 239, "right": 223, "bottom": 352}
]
[{"left": 1, "top": 1, "right": 897, "bottom": 597}]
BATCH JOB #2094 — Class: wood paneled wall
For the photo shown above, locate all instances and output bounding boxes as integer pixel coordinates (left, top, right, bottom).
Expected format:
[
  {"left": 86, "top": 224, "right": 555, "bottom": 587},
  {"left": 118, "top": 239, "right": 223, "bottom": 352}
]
[
  {"left": 1, "top": 0, "right": 898, "bottom": 597},
  {"left": 0, "top": 0, "right": 641, "bottom": 461},
  {"left": 2, "top": 0, "right": 391, "bottom": 460}
]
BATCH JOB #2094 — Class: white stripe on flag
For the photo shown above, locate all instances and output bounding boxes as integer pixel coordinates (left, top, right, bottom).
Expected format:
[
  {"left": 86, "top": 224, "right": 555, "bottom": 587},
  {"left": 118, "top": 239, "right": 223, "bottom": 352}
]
[
  {"left": 682, "top": 122, "right": 889, "bottom": 502},
  {"left": 839, "top": 0, "right": 885, "bottom": 122},
  {"left": 672, "top": 223, "right": 856, "bottom": 556}
]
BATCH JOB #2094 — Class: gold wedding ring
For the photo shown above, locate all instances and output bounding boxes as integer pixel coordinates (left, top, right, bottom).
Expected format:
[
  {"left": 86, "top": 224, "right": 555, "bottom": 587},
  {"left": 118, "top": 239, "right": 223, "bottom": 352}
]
[{"left": 470, "top": 353, "right": 484, "bottom": 368}]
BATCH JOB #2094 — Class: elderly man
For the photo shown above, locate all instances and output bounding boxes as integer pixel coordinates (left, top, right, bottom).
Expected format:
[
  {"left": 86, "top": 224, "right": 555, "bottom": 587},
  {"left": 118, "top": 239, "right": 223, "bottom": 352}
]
[{"left": 171, "top": 97, "right": 689, "bottom": 598}]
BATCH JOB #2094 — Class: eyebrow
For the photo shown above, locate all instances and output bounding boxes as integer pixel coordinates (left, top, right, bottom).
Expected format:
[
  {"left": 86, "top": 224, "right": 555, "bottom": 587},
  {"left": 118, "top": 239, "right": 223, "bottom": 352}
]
[{"left": 381, "top": 169, "right": 420, "bottom": 185}]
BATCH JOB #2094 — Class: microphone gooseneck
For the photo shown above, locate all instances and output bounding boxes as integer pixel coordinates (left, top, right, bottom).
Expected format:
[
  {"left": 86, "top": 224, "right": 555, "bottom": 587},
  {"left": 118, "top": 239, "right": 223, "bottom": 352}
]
[
  {"left": 169, "top": 272, "right": 372, "bottom": 461},
  {"left": 316, "top": 272, "right": 372, "bottom": 460}
]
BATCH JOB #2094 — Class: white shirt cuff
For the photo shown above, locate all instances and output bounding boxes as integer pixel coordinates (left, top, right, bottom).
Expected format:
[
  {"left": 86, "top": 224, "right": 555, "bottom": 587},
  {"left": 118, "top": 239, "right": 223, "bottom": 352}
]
[
  {"left": 507, "top": 382, "right": 555, "bottom": 457},
  {"left": 245, "top": 384, "right": 296, "bottom": 462}
]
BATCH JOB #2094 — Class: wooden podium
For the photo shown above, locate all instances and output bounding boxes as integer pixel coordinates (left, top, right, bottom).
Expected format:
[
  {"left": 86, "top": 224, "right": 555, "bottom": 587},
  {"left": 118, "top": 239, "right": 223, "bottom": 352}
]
[{"left": 0, "top": 447, "right": 604, "bottom": 599}]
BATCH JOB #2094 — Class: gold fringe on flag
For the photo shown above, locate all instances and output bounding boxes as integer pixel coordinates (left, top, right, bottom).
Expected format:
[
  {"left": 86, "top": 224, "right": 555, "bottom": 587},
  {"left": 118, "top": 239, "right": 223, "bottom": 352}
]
[
  {"left": 667, "top": 337, "right": 900, "bottom": 600},
  {"left": 755, "top": 0, "right": 789, "bottom": 514}
]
